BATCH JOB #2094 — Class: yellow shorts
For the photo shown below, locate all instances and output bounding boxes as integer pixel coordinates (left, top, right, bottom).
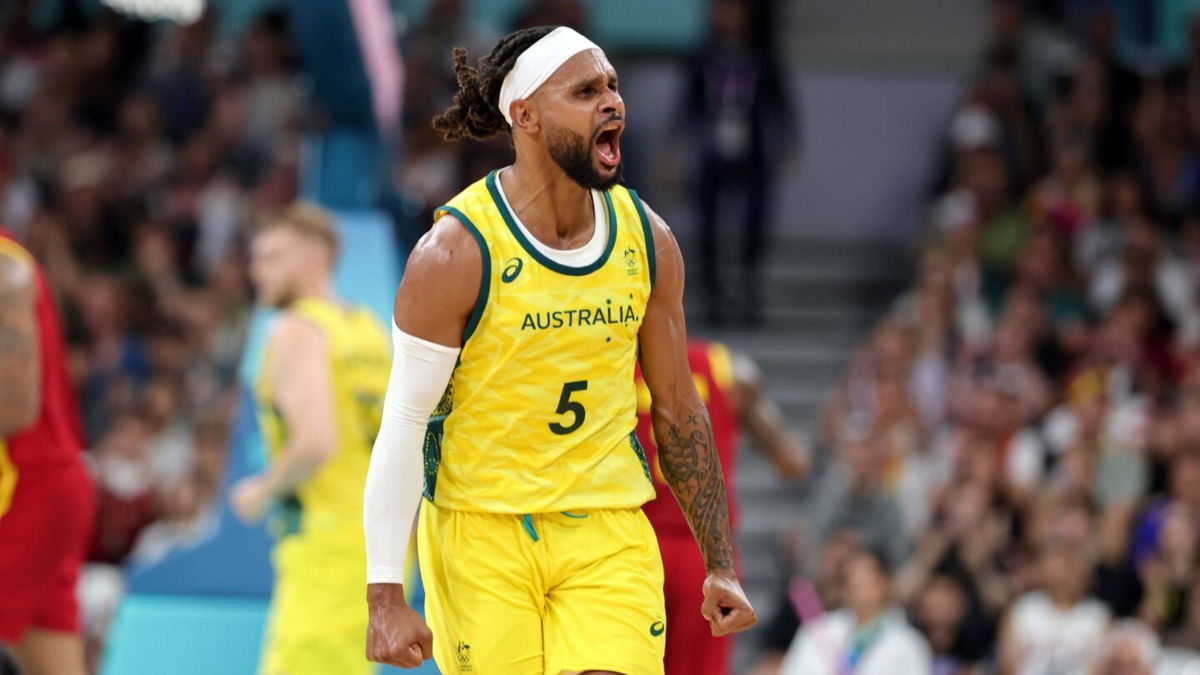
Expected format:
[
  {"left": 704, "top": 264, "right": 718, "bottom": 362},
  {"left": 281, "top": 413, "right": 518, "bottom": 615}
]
[
  {"left": 418, "top": 501, "right": 666, "bottom": 674},
  {"left": 259, "top": 531, "right": 373, "bottom": 675}
]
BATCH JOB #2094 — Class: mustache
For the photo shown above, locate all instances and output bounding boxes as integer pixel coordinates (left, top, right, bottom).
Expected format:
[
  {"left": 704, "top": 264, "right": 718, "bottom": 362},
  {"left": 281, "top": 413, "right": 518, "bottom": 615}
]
[{"left": 591, "top": 115, "right": 624, "bottom": 138}]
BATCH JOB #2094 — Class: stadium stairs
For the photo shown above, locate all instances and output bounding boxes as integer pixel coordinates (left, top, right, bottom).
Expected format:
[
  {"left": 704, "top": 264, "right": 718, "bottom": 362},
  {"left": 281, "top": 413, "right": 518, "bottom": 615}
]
[{"left": 686, "top": 233, "right": 911, "bottom": 669}]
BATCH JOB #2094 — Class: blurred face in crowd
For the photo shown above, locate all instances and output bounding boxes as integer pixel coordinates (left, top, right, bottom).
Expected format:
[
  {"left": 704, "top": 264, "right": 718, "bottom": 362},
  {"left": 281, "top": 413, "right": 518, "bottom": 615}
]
[
  {"left": 916, "top": 576, "right": 967, "bottom": 654},
  {"left": 712, "top": 0, "right": 751, "bottom": 43},
  {"left": 960, "top": 149, "right": 1009, "bottom": 212},
  {"left": 992, "top": 319, "right": 1031, "bottom": 362},
  {"left": 844, "top": 552, "right": 891, "bottom": 622},
  {"left": 818, "top": 529, "right": 862, "bottom": 593},
  {"left": 943, "top": 482, "right": 990, "bottom": 536},
  {"left": 1054, "top": 140, "right": 1089, "bottom": 184},
  {"left": 1001, "top": 284, "right": 1048, "bottom": 339},
  {"left": 1159, "top": 503, "right": 1198, "bottom": 560},
  {"left": 1172, "top": 450, "right": 1200, "bottom": 505},
  {"left": 249, "top": 225, "right": 333, "bottom": 309},
  {"left": 973, "top": 385, "right": 1020, "bottom": 435},
  {"left": 118, "top": 94, "right": 163, "bottom": 143},
  {"left": 1014, "top": 231, "right": 1061, "bottom": 291},
  {"left": 1108, "top": 172, "right": 1144, "bottom": 221},
  {"left": 843, "top": 436, "right": 880, "bottom": 492},
  {"left": 1175, "top": 399, "right": 1200, "bottom": 449},
  {"left": 1040, "top": 546, "right": 1090, "bottom": 605},
  {"left": 873, "top": 376, "right": 911, "bottom": 423},
  {"left": 79, "top": 274, "right": 125, "bottom": 337},
  {"left": 871, "top": 323, "right": 912, "bottom": 380},
  {"left": 1051, "top": 500, "right": 1095, "bottom": 550}
]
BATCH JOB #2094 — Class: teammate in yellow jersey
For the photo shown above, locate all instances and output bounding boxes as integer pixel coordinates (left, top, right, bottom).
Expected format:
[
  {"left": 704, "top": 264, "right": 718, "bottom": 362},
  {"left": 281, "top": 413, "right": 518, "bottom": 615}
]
[
  {"left": 362, "top": 26, "right": 756, "bottom": 674},
  {"left": 231, "top": 203, "right": 390, "bottom": 675}
]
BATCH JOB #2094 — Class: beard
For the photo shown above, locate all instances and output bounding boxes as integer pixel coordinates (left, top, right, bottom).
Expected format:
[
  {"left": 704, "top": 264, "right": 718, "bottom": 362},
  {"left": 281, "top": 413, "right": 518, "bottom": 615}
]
[{"left": 546, "top": 123, "right": 622, "bottom": 190}]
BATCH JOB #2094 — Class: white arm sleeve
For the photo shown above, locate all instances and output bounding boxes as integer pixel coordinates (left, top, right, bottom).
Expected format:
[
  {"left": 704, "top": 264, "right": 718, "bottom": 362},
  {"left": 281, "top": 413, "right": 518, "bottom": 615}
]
[{"left": 363, "top": 323, "right": 460, "bottom": 584}]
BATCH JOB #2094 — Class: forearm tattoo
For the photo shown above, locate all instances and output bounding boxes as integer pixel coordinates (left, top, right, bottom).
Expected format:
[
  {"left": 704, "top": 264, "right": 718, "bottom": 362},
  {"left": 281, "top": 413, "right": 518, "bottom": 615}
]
[{"left": 653, "top": 404, "right": 735, "bottom": 571}]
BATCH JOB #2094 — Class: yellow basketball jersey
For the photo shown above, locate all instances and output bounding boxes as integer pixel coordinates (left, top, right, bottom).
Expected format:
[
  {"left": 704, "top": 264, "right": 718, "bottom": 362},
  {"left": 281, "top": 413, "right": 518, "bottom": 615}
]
[
  {"left": 256, "top": 297, "right": 391, "bottom": 536},
  {"left": 427, "top": 170, "right": 657, "bottom": 513}
]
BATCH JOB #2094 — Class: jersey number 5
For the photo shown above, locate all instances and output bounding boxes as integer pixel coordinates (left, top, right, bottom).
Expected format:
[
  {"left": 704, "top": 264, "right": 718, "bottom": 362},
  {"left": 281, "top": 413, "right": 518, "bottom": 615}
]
[{"left": 549, "top": 380, "right": 588, "bottom": 435}]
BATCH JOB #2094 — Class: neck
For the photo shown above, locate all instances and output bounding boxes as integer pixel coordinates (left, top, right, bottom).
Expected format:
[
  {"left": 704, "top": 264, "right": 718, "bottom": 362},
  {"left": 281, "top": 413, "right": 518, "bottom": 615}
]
[
  {"left": 293, "top": 278, "right": 335, "bottom": 305},
  {"left": 502, "top": 151, "right": 594, "bottom": 250},
  {"left": 1049, "top": 589, "right": 1080, "bottom": 609},
  {"left": 853, "top": 606, "right": 885, "bottom": 627}
]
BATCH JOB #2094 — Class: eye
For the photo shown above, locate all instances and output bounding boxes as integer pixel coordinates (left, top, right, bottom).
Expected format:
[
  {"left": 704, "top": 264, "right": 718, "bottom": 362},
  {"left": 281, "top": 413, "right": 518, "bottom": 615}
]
[
  {"left": 579, "top": 86, "right": 595, "bottom": 97},
  {"left": 608, "top": 82, "right": 619, "bottom": 93}
]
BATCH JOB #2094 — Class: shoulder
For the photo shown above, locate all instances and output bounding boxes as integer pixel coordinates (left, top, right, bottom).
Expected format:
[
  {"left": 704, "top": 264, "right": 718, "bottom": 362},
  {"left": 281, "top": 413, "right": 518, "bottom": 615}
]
[
  {"left": 1011, "top": 591, "right": 1047, "bottom": 619},
  {"left": 405, "top": 213, "right": 485, "bottom": 278},
  {"left": 269, "top": 311, "right": 327, "bottom": 355},
  {"left": 636, "top": 198, "right": 674, "bottom": 250},
  {"left": 888, "top": 615, "right": 932, "bottom": 652},
  {"left": 809, "top": 609, "right": 851, "bottom": 638},
  {"left": 1078, "top": 598, "right": 1111, "bottom": 623},
  {"left": 0, "top": 244, "right": 35, "bottom": 301}
]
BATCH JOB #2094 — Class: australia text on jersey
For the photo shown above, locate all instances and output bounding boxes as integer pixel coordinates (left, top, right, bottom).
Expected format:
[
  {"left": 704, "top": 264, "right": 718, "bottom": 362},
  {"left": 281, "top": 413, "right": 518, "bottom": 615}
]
[{"left": 519, "top": 300, "right": 638, "bottom": 331}]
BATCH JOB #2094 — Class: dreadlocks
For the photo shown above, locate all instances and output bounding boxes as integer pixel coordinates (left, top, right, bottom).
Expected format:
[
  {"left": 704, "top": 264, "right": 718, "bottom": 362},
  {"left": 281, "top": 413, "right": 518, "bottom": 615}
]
[{"left": 431, "top": 25, "right": 556, "bottom": 141}]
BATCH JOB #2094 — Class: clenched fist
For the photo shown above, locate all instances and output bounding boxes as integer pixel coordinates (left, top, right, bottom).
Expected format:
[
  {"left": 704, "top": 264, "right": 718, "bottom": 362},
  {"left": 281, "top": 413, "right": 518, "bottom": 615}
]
[
  {"left": 366, "top": 583, "right": 433, "bottom": 668},
  {"left": 701, "top": 571, "right": 757, "bottom": 636}
]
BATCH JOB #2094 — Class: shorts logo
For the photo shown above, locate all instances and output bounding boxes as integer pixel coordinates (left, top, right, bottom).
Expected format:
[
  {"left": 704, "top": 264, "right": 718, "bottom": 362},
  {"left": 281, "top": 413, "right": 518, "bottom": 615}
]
[
  {"left": 456, "top": 640, "right": 473, "bottom": 671},
  {"left": 502, "top": 257, "right": 523, "bottom": 283},
  {"left": 650, "top": 620, "right": 665, "bottom": 637}
]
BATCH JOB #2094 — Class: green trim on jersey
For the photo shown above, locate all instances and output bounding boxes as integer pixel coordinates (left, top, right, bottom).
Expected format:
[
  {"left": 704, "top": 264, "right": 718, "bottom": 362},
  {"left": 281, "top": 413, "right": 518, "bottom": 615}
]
[
  {"left": 484, "top": 170, "right": 618, "bottom": 276},
  {"left": 435, "top": 205, "right": 491, "bottom": 342},
  {"left": 275, "top": 493, "right": 304, "bottom": 538},
  {"left": 627, "top": 189, "right": 656, "bottom": 287},
  {"left": 422, "top": 372, "right": 456, "bottom": 501},
  {"left": 629, "top": 431, "right": 653, "bottom": 483}
]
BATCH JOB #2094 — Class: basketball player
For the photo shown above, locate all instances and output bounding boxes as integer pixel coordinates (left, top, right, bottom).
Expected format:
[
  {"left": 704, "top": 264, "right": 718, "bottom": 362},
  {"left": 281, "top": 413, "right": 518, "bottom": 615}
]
[
  {"left": 363, "top": 26, "right": 757, "bottom": 674},
  {"left": 232, "top": 204, "right": 391, "bottom": 675},
  {"left": 0, "top": 228, "right": 93, "bottom": 675},
  {"left": 635, "top": 340, "right": 809, "bottom": 675}
]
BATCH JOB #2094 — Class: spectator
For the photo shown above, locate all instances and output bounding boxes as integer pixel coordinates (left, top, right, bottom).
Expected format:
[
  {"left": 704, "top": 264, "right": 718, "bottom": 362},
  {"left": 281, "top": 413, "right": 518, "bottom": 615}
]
[
  {"left": 779, "top": 549, "right": 932, "bottom": 674},
  {"left": 749, "top": 529, "right": 864, "bottom": 675},
  {"left": 999, "top": 542, "right": 1111, "bottom": 675},
  {"left": 673, "top": 0, "right": 798, "bottom": 326},
  {"left": 912, "top": 574, "right": 991, "bottom": 674},
  {"left": 809, "top": 430, "right": 909, "bottom": 568}
]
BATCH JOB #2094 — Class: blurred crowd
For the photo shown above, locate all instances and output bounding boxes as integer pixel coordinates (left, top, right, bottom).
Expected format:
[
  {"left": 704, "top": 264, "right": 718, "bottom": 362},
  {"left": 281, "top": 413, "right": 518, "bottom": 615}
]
[
  {"left": 752, "top": 2, "right": 1200, "bottom": 674},
  {"left": 0, "top": 4, "right": 300, "bottom": 663}
]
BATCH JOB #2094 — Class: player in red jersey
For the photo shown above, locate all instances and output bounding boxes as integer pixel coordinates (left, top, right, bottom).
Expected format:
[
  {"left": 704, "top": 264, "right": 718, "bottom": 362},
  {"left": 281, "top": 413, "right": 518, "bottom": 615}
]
[
  {"left": 0, "top": 228, "right": 93, "bottom": 675},
  {"left": 635, "top": 340, "right": 808, "bottom": 675}
]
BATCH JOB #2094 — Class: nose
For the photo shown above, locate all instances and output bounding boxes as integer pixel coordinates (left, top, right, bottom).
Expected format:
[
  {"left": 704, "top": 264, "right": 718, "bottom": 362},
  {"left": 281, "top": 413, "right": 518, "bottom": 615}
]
[{"left": 600, "top": 88, "right": 623, "bottom": 118}]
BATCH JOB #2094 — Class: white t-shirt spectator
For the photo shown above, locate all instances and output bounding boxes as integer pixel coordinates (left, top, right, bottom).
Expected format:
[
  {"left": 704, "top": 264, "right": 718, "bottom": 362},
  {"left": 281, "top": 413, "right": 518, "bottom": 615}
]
[
  {"left": 781, "top": 608, "right": 932, "bottom": 675},
  {"left": 1007, "top": 591, "right": 1111, "bottom": 675}
]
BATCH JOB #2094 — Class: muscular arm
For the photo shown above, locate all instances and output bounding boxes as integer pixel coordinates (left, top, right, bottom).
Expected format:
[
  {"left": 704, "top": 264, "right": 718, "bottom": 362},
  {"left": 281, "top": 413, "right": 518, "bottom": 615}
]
[
  {"left": 731, "top": 351, "right": 810, "bottom": 480},
  {"left": 365, "top": 215, "right": 478, "bottom": 666},
  {"left": 231, "top": 314, "right": 339, "bottom": 522},
  {"left": 0, "top": 252, "right": 40, "bottom": 436},
  {"left": 639, "top": 204, "right": 755, "bottom": 635},
  {"left": 259, "top": 315, "right": 338, "bottom": 497},
  {"left": 638, "top": 206, "right": 735, "bottom": 573}
]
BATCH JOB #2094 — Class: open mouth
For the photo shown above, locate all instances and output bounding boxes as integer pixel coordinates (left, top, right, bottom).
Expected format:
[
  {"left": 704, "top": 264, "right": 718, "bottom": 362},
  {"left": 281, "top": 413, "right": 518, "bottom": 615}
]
[{"left": 594, "top": 121, "right": 623, "bottom": 169}]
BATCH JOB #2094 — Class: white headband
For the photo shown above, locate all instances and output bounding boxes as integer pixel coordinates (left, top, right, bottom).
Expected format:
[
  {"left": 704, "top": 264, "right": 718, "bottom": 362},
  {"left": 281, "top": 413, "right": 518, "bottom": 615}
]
[{"left": 497, "top": 27, "right": 603, "bottom": 127}]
